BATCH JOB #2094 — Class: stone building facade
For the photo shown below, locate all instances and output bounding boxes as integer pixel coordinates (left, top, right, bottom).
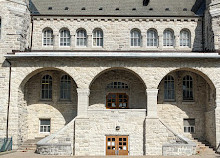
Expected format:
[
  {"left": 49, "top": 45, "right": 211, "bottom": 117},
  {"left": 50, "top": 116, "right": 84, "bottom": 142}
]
[{"left": 0, "top": 0, "right": 220, "bottom": 156}]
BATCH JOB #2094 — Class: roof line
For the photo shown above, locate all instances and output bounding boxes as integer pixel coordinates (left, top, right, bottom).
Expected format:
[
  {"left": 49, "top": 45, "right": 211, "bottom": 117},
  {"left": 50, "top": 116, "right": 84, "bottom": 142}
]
[{"left": 5, "top": 52, "right": 220, "bottom": 59}]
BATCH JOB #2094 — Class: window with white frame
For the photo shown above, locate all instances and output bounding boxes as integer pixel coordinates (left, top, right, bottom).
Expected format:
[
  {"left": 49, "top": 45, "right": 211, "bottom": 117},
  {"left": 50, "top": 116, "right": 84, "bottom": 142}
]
[
  {"left": 183, "top": 75, "right": 193, "bottom": 100},
  {"left": 93, "top": 29, "right": 103, "bottom": 47},
  {"left": 180, "top": 29, "right": 190, "bottom": 47},
  {"left": 40, "top": 119, "right": 50, "bottom": 133},
  {"left": 60, "top": 29, "right": 70, "bottom": 46},
  {"left": 184, "top": 119, "right": 195, "bottom": 133},
  {"left": 76, "top": 29, "right": 87, "bottom": 47},
  {"left": 163, "top": 29, "right": 174, "bottom": 46},
  {"left": 43, "top": 28, "right": 53, "bottom": 46},
  {"left": 130, "top": 29, "right": 141, "bottom": 47},
  {"left": 147, "top": 29, "right": 158, "bottom": 47},
  {"left": 60, "top": 75, "right": 71, "bottom": 100},
  {"left": 164, "top": 75, "right": 175, "bottom": 100},
  {"left": 41, "top": 75, "right": 52, "bottom": 100},
  {"left": 107, "top": 82, "right": 129, "bottom": 89}
]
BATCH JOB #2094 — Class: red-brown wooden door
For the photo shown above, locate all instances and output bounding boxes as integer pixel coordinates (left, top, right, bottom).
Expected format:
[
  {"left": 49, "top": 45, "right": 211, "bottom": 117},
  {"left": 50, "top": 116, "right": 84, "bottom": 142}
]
[{"left": 106, "top": 136, "right": 128, "bottom": 155}]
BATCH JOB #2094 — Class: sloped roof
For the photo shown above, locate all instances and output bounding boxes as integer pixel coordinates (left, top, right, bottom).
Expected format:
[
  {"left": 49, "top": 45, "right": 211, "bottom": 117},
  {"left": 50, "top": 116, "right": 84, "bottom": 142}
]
[{"left": 30, "top": 0, "right": 205, "bottom": 16}]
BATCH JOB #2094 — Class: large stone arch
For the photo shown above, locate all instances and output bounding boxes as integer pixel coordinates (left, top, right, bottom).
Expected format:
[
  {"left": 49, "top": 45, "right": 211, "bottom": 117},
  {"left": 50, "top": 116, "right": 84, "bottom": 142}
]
[
  {"left": 89, "top": 67, "right": 147, "bottom": 109},
  {"left": 154, "top": 67, "right": 217, "bottom": 90},
  {"left": 16, "top": 67, "right": 78, "bottom": 145},
  {"left": 89, "top": 67, "right": 147, "bottom": 89},
  {"left": 156, "top": 67, "right": 217, "bottom": 148}
]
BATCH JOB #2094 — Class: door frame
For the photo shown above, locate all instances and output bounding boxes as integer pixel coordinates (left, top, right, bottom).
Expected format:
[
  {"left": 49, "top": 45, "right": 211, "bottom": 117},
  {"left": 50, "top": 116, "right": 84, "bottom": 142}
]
[{"left": 105, "top": 135, "right": 129, "bottom": 155}]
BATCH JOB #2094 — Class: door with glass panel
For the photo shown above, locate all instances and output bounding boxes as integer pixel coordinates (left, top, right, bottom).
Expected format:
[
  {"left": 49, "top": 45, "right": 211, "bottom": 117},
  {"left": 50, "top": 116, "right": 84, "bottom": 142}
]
[
  {"left": 106, "top": 93, "right": 129, "bottom": 109},
  {"left": 106, "top": 136, "right": 128, "bottom": 155}
]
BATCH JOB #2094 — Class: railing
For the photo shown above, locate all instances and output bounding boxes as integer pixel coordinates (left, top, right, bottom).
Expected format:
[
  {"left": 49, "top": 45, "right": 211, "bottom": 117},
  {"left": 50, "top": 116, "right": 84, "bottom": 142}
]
[{"left": 0, "top": 137, "right": 12, "bottom": 152}]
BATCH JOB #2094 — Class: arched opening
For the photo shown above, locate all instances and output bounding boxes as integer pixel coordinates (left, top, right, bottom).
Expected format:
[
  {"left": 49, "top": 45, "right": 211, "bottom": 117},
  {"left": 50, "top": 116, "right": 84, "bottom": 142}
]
[
  {"left": 89, "top": 68, "right": 147, "bottom": 109},
  {"left": 157, "top": 68, "right": 216, "bottom": 147},
  {"left": 17, "top": 68, "right": 78, "bottom": 143}
]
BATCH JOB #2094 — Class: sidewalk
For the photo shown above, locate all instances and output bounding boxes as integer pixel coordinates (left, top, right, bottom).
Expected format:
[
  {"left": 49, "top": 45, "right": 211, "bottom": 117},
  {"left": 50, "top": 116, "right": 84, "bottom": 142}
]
[{"left": 0, "top": 150, "right": 219, "bottom": 158}]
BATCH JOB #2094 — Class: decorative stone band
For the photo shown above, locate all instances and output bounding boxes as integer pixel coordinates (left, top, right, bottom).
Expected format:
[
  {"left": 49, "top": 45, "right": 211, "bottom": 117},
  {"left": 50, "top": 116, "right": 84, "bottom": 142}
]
[{"left": 77, "top": 88, "right": 90, "bottom": 96}]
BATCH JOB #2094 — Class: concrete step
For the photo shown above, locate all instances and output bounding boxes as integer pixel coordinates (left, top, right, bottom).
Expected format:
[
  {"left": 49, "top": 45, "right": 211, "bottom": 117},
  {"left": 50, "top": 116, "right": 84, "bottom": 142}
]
[{"left": 17, "top": 137, "right": 44, "bottom": 152}]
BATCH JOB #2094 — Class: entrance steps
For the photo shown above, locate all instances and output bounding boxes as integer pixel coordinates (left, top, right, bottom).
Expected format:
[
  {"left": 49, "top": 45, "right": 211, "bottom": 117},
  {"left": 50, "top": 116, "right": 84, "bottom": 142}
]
[
  {"left": 17, "top": 137, "right": 44, "bottom": 152},
  {"left": 192, "top": 138, "right": 216, "bottom": 156}
]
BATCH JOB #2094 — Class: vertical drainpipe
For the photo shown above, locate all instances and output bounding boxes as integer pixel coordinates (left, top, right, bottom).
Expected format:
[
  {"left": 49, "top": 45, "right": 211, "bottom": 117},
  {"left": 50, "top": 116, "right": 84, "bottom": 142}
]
[{"left": 5, "top": 59, "right": 11, "bottom": 139}]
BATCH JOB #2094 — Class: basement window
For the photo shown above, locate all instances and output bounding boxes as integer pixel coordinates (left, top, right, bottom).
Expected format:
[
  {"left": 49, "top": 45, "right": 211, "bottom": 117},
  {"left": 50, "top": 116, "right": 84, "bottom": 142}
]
[
  {"left": 149, "top": 8, "right": 153, "bottom": 11},
  {"left": 115, "top": 8, "right": 119, "bottom": 11},
  {"left": 184, "top": 119, "right": 195, "bottom": 133},
  {"left": 40, "top": 119, "right": 51, "bottom": 133},
  {"left": 165, "top": 8, "right": 170, "bottom": 11},
  {"left": 65, "top": 7, "right": 69, "bottom": 10},
  {"left": 132, "top": 8, "right": 136, "bottom": 11},
  {"left": 99, "top": 7, "right": 103, "bottom": 10},
  {"left": 81, "top": 7, "right": 86, "bottom": 10},
  {"left": 48, "top": 7, "right": 52, "bottom": 10},
  {"left": 183, "top": 8, "right": 187, "bottom": 11}
]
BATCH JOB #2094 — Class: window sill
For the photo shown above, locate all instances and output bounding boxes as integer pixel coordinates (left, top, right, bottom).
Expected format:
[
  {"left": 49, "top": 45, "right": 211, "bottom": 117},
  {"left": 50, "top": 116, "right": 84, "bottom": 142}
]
[
  {"left": 182, "top": 101, "right": 195, "bottom": 104},
  {"left": 163, "top": 101, "right": 176, "bottom": 104},
  {"left": 39, "top": 99, "right": 53, "bottom": 103}
]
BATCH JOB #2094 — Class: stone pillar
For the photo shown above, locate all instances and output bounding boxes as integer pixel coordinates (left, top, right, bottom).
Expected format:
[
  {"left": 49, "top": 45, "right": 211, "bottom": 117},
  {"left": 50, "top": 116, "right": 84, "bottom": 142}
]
[
  {"left": 142, "top": 34, "right": 146, "bottom": 48},
  {"left": 53, "top": 33, "right": 59, "bottom": 50},
  {"left": 87, "top": 34, "right": 92, "bottom": 48},
  {"left": 70, "top": 34, "right": 75, "bottom": 49},
  {"left": 77, "top": 88, "right": 90, "bottom": 118},
  {"left": 146, "top": 89, "right": 158, "bottom": 118},
  {"left": 158, "top": 35, "right": 163, "bottom": 50}
]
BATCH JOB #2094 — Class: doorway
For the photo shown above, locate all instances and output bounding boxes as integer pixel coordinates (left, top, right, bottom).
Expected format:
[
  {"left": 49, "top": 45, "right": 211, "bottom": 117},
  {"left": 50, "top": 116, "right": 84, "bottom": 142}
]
[{"left": 106, "top": 135, "right": 128, "bottom": 155}]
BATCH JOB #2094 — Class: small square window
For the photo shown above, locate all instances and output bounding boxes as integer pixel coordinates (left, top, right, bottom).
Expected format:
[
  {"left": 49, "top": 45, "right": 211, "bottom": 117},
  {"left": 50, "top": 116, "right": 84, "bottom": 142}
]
[
  {"left": 40, "top": 119, "right": 51, "bottom": 133},
  {"left": 183, "top": 119, "right": 195, "bottom": 133}
]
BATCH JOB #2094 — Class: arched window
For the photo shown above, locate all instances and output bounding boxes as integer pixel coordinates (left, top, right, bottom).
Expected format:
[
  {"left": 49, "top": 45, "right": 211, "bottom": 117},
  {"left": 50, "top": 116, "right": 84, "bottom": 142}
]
[
  {"left": 130, "top": 29, "right": 141, "bottom": 47},
  {"left": 76, "top": 29, "right": 87, "bottom": 46},
  {"left": 41, "top": 75, "right": 52, "bottom": 99},
  {"left": 180, "top": 29, "right": 190, "bottom": 47},
  {"left": 107, "top": 82, "right": 129, "bottom": 89},
  {"left": 60, "top": 75, "right": 71, "bottom": 100},
  {"left": 163, "top": 29, "right": 174, "bottom": 46},
  {"left": 106, "top": 93, "right": 129, "bottom": 109},
  {"left": 183, "top": 75, "right": 193, "bottom": 100},
  {"left": 60, "top": 29, "right": 70, "bottom": 46},
  {"left": 147, "top": 29, "right": 158, "bottom": 47},
  {"left": 93, "top": 29, "right": 103, "bottom": 47},
  {"left": 164, "top": 75, "right": 175, "bottom": 100},
  {"left": 43, "top": 28, "right": 53, "bottom": 46}
]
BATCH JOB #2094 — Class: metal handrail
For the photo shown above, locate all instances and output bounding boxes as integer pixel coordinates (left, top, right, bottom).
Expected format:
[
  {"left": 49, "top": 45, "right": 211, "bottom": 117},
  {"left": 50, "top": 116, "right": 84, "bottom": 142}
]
[{"left": 0, "top": 137, "right": 12, "bottom": 152}]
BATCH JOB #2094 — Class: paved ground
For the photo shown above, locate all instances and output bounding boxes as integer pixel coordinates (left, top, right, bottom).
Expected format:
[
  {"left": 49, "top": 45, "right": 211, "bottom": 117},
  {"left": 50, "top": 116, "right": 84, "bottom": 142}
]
[{"left": 0, "top": 150, "right": 220, "bottom": 158}]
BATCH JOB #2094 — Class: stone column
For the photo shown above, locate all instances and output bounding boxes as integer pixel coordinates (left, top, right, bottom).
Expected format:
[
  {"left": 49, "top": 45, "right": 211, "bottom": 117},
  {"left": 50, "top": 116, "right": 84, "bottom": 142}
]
[
  {"left": 146, "top": 89, "right": 158, "bottom": 118},
  {"left": 77, "top": 88, "right": 90, "bottom": 118},
  {"left": 158, "top": 35, "right": 163, "bottom": 50},
  {"left": 53, "top": 33, "right": 59, "bottom": 50}
]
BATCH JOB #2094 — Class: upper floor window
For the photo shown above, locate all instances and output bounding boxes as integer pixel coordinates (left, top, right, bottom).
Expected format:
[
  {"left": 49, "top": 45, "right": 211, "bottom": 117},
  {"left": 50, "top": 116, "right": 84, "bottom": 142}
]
[
  {"left": 43, "top": 28, "right": 53, "bottom": 46},
  {"left": 41, "top": 75, "right": 52, "bottom": 100},
  {"left": 180, "top": 29, "right": 190, "bottom": 47},
  {"left": 130, "top": 29, "right": 141, "bottom": 47},
  {"left": 164, "top": 75, "right": 175, "bottom": 100},
  {"left": 93, "top": 29, "right": 103, "bottom": 47},
  {"left": 183, "top": 75, "right": 193, "bottom": 100},
  {"left": 106, "top": 93, "right": 129, "bottom": 109},
  {"left": 60, "top": 75, "right": 71, "bottom": 100},
  {"left": 163, "top": 29, "right": 174, "bottom": 46},
  {"left": 76, "top": 29, "right": 87, "bottom": 47},
  {"left": 60, "top": 29, "right": 70, "bottom": 46},
  {"left": 147, "top": 29, "right": 158, "bottom": 47},
  {"left": 107, "top": 82, "right": 129, "bottom": 89}
]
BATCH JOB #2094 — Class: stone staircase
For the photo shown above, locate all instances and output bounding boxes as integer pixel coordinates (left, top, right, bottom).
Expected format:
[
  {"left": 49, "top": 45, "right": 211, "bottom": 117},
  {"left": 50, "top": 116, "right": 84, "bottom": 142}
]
[
  {"left": 193, "top": 138, "right": 216, "bottom": 156},
  {"left": 18, "top": 137, "right": 44, "bottom": 152}
]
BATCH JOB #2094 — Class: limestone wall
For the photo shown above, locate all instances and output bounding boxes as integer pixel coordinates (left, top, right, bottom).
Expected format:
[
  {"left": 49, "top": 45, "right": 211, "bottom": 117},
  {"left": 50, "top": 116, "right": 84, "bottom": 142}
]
[{"left": 32, "top": 17, "right": 203, "bottom": 52}]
